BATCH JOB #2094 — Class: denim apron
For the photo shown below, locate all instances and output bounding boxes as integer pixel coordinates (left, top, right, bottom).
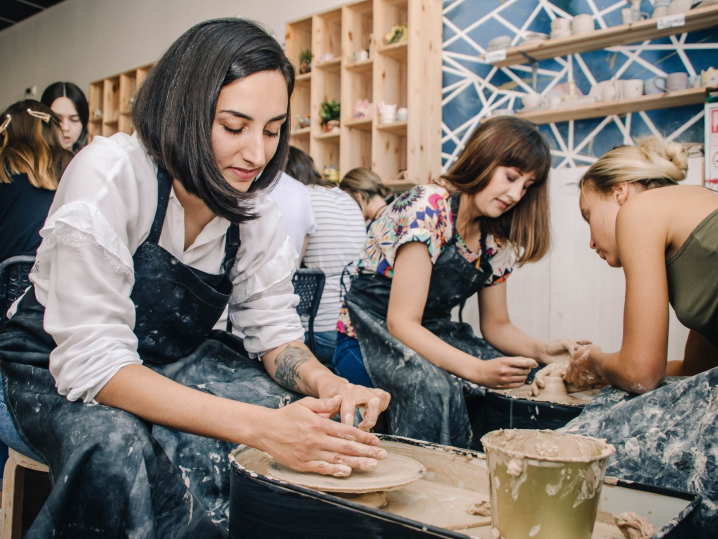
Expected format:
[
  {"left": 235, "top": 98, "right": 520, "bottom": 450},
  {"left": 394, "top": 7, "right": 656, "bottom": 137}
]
[
  {"left": 344, "top": 194, "right": 502, "bottom": 450},
  {"left": 0, "top": 168, "right": 298, "bottom": 539}
]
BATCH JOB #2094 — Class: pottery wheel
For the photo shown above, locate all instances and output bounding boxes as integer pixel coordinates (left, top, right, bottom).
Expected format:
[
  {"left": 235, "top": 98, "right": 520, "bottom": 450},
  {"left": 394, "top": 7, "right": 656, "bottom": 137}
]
[{"left": 268, "top": 453, "right": 425, "bottom": 493}]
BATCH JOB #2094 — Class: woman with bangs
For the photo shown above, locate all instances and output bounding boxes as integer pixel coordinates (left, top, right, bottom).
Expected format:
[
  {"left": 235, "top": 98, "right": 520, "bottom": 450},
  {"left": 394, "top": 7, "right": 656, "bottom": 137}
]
[{"left": 333, "top": 117, "right": 584, "bottom": 449}]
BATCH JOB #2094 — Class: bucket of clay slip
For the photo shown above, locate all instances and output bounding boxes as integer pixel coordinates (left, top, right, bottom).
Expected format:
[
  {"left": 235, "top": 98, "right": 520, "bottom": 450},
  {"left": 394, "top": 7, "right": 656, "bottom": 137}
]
[{"left": 480, "top": 429, "right": 615, "bottom": 539}]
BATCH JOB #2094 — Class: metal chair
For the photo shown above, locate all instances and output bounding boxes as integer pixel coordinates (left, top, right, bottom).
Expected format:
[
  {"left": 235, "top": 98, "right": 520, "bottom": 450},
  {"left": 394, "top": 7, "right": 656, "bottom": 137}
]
[
  {"left": 292, "top": 268, "right": 325, "bottom": 355},
  {"left": 0, "top": 256, "right": 49, "bottom": 539},
  {"left": 0, "top": 256, "right": 35, "bottom": 330}
]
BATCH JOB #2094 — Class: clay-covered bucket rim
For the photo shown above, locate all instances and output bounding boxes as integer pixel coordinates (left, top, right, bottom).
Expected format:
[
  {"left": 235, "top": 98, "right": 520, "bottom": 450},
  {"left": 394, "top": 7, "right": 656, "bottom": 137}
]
[{"left": 480, "top": 429, "right": 616, "bottom": 463}]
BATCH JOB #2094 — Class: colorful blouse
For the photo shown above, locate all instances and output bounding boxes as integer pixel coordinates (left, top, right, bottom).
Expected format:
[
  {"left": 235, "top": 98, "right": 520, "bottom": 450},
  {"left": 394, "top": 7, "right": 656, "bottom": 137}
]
[{"left": 337, "top": 184, "right": 517, "bottom": 337}]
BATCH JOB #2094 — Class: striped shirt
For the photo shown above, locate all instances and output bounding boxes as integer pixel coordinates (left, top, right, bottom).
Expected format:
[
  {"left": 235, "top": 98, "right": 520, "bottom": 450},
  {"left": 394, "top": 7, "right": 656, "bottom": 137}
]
[{"left": 303, "top": 185, "right": 366, "bottom": 332}]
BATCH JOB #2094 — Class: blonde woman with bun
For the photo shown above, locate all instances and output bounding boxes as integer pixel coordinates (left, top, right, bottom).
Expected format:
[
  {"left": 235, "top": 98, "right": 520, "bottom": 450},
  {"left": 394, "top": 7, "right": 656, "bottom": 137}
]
[
  {"left": 560, "top": 137, "right": 718, "bottom": 535},
  {"left": 339, "top": 167, "right": 392, "bottom": 224}
]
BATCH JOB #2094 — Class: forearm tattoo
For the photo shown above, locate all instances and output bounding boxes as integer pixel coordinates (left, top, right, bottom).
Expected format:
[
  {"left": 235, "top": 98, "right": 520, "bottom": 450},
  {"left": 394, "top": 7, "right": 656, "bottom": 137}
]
[{"left": 274, "top": 345, "right": 312, "bottom": 391}]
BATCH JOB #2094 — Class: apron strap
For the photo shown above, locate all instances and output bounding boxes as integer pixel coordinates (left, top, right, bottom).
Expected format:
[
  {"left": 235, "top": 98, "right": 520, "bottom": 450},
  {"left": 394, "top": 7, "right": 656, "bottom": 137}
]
[
  {"left": 146, "top": 167, "right": 174, "bottom": 245},
  {"left": 223, "top": 223, "right": 240, "bottom": 273}
]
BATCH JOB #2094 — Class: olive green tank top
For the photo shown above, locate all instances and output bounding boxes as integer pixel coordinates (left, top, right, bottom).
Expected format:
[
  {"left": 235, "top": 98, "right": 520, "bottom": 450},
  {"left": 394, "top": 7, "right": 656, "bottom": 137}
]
[{"left": 666, "top": 208, "right": 718, "bottom": 349}]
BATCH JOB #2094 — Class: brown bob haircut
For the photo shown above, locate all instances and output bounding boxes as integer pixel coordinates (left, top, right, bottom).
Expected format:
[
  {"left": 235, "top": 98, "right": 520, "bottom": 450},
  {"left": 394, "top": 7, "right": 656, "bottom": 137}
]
[
  {"left": 133, "top": 18, "right": 295, "bottom": 224},
  {"left": 0, "top": 100, "right": 72, "bottom": 190},
  {"left": 440, "top": 116, "right": 551, "bottom": 265}
]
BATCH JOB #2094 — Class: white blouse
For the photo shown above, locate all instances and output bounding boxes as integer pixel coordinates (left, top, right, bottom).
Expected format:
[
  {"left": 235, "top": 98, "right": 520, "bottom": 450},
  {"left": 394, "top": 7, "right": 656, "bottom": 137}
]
[{"left": 30, "top": 133, "right": 304, "bottom": 403}]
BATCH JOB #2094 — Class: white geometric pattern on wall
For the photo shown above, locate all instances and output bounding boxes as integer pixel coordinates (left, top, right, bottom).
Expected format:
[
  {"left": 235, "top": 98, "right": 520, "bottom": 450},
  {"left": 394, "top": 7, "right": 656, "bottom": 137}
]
[{"left": 441, "top": 0, "right": 718, "bottom": 170}]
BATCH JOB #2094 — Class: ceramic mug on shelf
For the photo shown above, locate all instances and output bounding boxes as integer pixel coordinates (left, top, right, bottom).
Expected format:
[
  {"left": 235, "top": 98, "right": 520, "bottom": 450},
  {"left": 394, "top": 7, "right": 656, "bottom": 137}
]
[
  {"left": 396, "top": 107, "right": 408, "bottom": 122},
  {"left": 689, "top": 75, "right": 702, "bottom": 88},
  {"left": 522, "top": 93, "right": 543, "bottom": 109},
  {"left": 702, "top": 67, "right": 718, "bottom": 88},
  {"left": 644, "top": 76, "right": 667, "bottom": 94},
  {"left": 354, "top": 49, "right": 369, "bottom": 62},
  {"left": 668, "top": 0, "right": 693, "bottom": 14},
  {"left": 622, "top": 8, "right": 649, "bottom": 24},
  {"left": 589, "top": 79, "right": 618, "bottom": 102},
  {"left": 652, "top": 6, "right": 670, "bottom": 17},
  {"left": 551, "top": 29, "right": 572, "bottom": 39},
  {"left": 667, "top": 72, "right": 689, "bottom": 92},
  {"left": 551, "top": 18, "right": 571, "bottom": 31},
  {"left": 548, "top": 96, "right": 563, "bottom": 109},
  {"left": 572, "top": 14, "right": 595, "bottom": 35},
  {"left": 619, "top": 79, "right": 644, "bottom": 99}
]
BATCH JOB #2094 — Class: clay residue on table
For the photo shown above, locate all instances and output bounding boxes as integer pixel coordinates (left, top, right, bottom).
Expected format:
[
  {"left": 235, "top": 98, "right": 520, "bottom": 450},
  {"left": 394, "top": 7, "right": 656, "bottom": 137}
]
[{"left": 497, "top": 384, "right": 600, "bottom": 406}]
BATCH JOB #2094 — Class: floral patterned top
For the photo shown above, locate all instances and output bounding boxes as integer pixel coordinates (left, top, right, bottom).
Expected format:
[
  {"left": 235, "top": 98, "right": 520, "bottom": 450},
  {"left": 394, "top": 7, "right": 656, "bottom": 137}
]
[{"left": 337, "top": 184, "right": 517, "bottom": 337}]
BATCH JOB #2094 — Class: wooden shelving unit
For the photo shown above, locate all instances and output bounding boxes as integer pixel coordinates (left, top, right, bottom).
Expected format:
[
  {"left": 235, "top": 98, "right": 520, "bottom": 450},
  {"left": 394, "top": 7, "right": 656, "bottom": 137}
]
[
  {"left": 286, "top": 0, "right": 442, "bottom": 185},
  {"left": 485, "top": 4, "right": 718, "bottom": 68},
  {"left": 513, "top": 87, "right": 715, "bottom": 125},
  {"left": 88, "top": 63, "right": 154, "bottom": 142}
]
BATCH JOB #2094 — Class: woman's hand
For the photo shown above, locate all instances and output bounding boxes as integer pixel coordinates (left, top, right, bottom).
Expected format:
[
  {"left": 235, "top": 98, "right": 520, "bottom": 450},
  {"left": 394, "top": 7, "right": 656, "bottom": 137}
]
[
  {"left": 565, "top": 344, "right": 603, "bottom": 389},
  {"left": 468, "top": 357, "right": 538, "bottom": 389},
  {"left": 529, "top": 361, "right": 569, "bottom": 396},
  {"left": 255, "top": 395, "right": 388, "bottom": 477},
  {"left": 539, "top": 339, "right": 592, "bottom": 364},
  {"left": 315, "top": 376, "right": 391, "bottom": 430}
]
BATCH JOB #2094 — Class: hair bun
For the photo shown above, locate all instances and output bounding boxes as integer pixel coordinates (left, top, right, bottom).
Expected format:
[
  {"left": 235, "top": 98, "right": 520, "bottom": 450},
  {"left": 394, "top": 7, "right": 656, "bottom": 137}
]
[{"left": 638, "top": 137, "right": 688, "bottom": 183}]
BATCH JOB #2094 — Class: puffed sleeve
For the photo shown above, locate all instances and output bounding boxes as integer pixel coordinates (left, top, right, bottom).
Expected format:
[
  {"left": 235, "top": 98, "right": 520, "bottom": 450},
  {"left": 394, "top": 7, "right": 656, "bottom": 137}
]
[
  {"left": 227, "top": 194, "right": 305, "bottom": 357},
  {"left": 31, "top": 135, "right": 156, "bottom": 402},
  {"left": 483, "top": 235, "right": 519, "bottom": 287}
]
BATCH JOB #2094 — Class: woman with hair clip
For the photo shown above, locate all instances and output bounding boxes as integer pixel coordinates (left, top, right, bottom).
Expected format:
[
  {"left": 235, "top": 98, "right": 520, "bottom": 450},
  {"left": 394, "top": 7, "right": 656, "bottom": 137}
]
[
  {"left": 333, "top": 116, "right": 585, "bottom": 449},
  {"left": 40, "top": 82, "right": 89, "bottom": 152},
  {"left": 339, "top": 167, "right": 393, "bottom": 224},
  {"left": 0, "top": 19, "right": 388, "bottom": 538},
  {"left": 559, "top": 138, "right": 718, "bottom": 535},
  {"left": 0, "top": 100, "right": 73, "bottom": 262}
]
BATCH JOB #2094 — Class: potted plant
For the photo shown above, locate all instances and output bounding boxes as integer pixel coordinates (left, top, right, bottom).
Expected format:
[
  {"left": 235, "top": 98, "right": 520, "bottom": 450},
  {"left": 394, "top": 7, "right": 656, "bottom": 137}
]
[
  {"left": 299, "top": 49, "right": 312, "bottom": 74},
  {"left": 319, "top": 100, "right": 341, "bottom": 132}
]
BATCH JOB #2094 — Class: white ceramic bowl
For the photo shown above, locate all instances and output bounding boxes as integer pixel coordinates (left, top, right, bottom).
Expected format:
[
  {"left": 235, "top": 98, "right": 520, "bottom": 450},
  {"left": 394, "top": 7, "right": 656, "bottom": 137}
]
[{"left": 488, "top": 35, "right": 512, "bottom": 50}]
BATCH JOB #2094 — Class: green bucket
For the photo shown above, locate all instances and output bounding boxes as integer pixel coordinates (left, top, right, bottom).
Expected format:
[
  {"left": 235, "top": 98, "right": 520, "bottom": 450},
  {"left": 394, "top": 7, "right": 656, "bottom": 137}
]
[{"left": 480, "top": 429, "right": 615, "bottom": 539}]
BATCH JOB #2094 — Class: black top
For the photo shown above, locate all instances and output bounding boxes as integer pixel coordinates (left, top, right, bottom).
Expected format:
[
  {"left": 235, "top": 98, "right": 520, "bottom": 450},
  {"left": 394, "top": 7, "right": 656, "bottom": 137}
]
[{"left": 0, "top": 173, "right": 56, "bottom": 262}]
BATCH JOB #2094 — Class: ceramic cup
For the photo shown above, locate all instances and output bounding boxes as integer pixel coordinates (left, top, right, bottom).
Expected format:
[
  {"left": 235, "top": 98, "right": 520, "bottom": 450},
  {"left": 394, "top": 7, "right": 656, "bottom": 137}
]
[
  {"left": 667, "top": 72, "right": 688, "bottom": 92},
  {"left": 396, "top": 107, "right": 408, "bottom": 122},
  {"left": 622, "top": 8, "right": 649, "bottom": 24},
  {"left": 548, "top": 96, "right": 563, "bottom": 109},
  {"left": 589, "top": 80, "right": 618, "bottom": 102},
  {"left": 551, "top": 29, "right": 572, "bottom": 39},
  {"left": 551, "top": 18, "right": 571, "bottom": 31},
  {"left": 652, "top": 6, "right": 669, "bottom": 17},
  {"left": 619, "top": 79, "right": 644, "bottom": 99},
  {"left": 702, "top": 67, "right": 718, "bottom": 87},
  {"left": 644, "top": 76, "right": 667, "bottom": 94},
  {"left": 668, "top": 0, "right": 693, "bottom": 15},
  {"left": 488, "top": 35, "right": 512, "bottom": 50},
  {"left": 354, "top": 49, "right": 369, "bottom": 62},
  {"left": 572, "top": 14, "right": 595, "bottom": 35},
  {"left": 522, "top": 93, "right": 543, "bottom": 108}
]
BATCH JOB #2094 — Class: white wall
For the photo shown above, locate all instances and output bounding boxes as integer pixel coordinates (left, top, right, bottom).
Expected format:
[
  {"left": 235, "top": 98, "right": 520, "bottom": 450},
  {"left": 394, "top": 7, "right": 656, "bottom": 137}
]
[
  {"left": 0, "top": 0, "right": 346, "bottom": 107},
  {"left": 457, "top": 158, "right": 705, "bottom": 361}
]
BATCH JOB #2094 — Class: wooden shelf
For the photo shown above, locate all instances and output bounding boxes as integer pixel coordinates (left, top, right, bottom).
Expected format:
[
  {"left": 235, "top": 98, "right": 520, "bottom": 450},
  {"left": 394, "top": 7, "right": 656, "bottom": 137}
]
[
  {"left": 315, "top": 130, "right": 341, "bottom": 140},
  {"left": 486, "top": 4, "right": 718, "bottom": 68},
  {"left": 514, "top": 87, "right": 712, "bottom": 125},
  {"left": 378, "top": 40, "right": 408, "bottom": 62},
  {"left": 291, "top": 127, "right": 311, "bottom": 137},
  {"left": 296, "top": 72, "right": 311, "bottom": 82},
  {"left": 316, "top": 57, "right": 342, "bottom": 73},
  {"left": 103, "top": 119, "right": 118, "bottom": 125},
  {"left": 376, "top": 120, "right": 408, "bottom": 134},
  {"left": 345, "top": 117, "right": 372, "bottom": 131},
  {"left": 345, "top": 58, "right": 374, "bottom": 73}
]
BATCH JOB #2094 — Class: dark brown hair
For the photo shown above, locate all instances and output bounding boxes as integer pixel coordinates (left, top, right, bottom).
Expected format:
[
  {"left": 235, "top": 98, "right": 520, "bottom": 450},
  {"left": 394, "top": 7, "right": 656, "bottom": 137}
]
[
  {"left": 0, "top": 100, "right": 73, "bottom": 189},
  {"left": 285, "top": 146, "right": 334, "bottom": 187},
  {"left": 441, "top": 116, "right": 551, "bottom": 265},
  {"left": 132, "top": 18, "right": 295, "bottom": 224},
  {"left": 41, "top": 82, "right": 89, "bottom": 152}
]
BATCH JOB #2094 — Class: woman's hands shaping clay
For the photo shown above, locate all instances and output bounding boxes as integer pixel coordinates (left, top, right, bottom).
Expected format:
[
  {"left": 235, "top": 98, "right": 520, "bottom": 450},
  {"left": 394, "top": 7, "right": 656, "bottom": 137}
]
[
  {"left": 475, "top": 357, "right": 539, "bottom": 389},
  {"left": 540, "top": 339, "right": 592, "bottom": 364},
  {"left": 317, "top": 380, "right": 391, "bottom": 430},
  {"left": 257, "top": 395, "right": 388, "bottom": 477},
  {"left": 565, "top": 343, "right": 604, "bottom": 389},
  {"left": 529, "top": 361, "right": 569, "bottom": 397}
]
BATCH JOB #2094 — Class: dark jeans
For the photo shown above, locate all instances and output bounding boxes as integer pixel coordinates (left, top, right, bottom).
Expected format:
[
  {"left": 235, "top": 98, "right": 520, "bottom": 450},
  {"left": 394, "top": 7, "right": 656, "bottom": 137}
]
[
  {"left": 307, "top": 330, "right": 338, "bottom": 366},
  {"left": 331, "top": 332, "right": 374, "bottom": 388}
]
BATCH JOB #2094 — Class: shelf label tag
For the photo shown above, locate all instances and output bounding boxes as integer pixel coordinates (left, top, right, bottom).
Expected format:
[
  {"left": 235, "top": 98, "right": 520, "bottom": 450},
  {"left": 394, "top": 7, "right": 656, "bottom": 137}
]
[
  {"left": 657, "top": 13, "right": 685, "bottom": 30},
  {"left": 485, "top": 49, "right": 507, "bottom": 63}
]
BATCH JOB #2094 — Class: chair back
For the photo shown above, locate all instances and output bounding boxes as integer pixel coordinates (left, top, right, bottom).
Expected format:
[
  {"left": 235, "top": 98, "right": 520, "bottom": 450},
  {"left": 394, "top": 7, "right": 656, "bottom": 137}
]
[
  {"left": 292, "top": 268, "right": 326, "bottom": 354},
  {"left": 0, "top": 255, "right": 35, "bottom": 329}
]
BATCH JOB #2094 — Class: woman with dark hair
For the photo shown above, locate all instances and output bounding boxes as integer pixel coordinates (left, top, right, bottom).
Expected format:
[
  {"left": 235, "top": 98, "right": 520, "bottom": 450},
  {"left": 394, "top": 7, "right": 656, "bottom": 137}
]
[
  {"left": 40, "top": 82, "right": 89, "bottom": 152},
  {"left": 0, "top": 100, "right": 73, "bottom": 262},
  {"left": 285, "top": 147, "right": 366, "bottom": 364},
  {"left": 333, "top": 117, "right": 585, "bottom": 449},
  {"left": 0, "top": 19, "right": 388, "bottom": 537}
]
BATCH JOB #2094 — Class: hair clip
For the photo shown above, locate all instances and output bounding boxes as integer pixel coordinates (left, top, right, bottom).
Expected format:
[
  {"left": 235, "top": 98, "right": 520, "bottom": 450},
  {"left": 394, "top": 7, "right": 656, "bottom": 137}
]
[
  {"left": 0, "top": 114, "right": 10, "bottom": 134},
  {"left": 27, "top": 108, "right": 51, "bottom": 123}
]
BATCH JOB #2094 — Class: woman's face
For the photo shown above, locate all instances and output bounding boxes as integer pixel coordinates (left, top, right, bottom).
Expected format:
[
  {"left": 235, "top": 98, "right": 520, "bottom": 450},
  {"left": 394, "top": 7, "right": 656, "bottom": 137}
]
[
  {"left": 211, "top": 70, "right": 288, "bottom": 192},
  {"left": 50, "top": 97, "right": 82, "bottom": 150},
  {"left": 579, "top": 185, "right": 622, "bottom": 267},
  {"left": 471, "top": 166, "right": 535, "bottom": 218}
]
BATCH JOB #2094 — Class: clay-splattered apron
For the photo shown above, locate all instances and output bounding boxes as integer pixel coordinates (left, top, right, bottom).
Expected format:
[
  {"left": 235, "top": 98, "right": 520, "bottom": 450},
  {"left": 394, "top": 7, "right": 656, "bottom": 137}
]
[
  {"left": 0, "top": 168, "right": 299, "bottom": 539},
  {"left": 345, "top": 194, "right": 502, "bottom": 450},
  {"left": 561, "top": 371, "right": 718, "bottom": 535}
]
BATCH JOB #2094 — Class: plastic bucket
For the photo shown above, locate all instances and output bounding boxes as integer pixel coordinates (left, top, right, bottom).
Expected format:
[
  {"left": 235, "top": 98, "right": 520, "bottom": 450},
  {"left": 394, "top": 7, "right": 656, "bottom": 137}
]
[{"left": 480, "top": 429, "right": 615, "bottom": 539}]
